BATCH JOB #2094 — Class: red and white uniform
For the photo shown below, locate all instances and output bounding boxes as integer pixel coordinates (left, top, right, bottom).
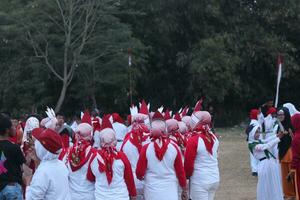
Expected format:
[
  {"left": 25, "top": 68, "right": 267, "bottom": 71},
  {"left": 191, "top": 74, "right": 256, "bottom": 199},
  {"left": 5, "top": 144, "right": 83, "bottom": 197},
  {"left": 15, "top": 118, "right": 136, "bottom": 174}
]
[
  {"left": 121, "top": 125, "right": 150, "bottom": 196},
  {"left": 88, "top": 150, "right": 137, "bottom": 200},
  {"left": 60, "top": 143, "right": 96, "bottom": 200},
  {"left": 185, "top": 126, "right": 220, "bottom": 200},
  {"left": 136, "top": 138, "right": 187, "bottom": 200}
]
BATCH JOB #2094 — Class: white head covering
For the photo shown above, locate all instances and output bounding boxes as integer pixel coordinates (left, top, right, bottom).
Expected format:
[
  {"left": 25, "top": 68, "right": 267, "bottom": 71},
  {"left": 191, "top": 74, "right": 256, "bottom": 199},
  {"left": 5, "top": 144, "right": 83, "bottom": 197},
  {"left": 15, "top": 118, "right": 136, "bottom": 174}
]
[
  {"left": 34, "top": 140, "right": 59, "bottom": 161},
  {"left": 99, "top": 128, "right": 117, "bottom": 148},
  {"left": 283, "top": 103, "right": 300, "bottom": 116},
  {"left": 76, "top": 123, "right": 93, "bottom": 141},
  {"left": 248, "top": 124, "right": 260, "bottom": 143},
  {"left": 23, "top": 117, "right": 40, "bottom": 143}
]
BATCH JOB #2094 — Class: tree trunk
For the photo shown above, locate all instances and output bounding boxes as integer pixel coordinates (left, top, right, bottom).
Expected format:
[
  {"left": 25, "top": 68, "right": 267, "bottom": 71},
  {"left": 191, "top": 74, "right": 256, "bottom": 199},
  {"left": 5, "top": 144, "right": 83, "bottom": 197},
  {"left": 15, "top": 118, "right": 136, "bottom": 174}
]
[{"left": 55, "top": 80, "right": 68, "bottom": 112}]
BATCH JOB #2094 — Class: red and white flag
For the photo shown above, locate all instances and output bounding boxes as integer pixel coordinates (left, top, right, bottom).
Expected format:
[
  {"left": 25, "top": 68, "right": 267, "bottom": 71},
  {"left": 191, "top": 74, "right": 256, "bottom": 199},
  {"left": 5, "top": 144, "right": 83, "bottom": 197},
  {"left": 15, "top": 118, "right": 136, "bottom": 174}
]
[{"left": 275, "top": 55, "right": 283, "bottom": 108}]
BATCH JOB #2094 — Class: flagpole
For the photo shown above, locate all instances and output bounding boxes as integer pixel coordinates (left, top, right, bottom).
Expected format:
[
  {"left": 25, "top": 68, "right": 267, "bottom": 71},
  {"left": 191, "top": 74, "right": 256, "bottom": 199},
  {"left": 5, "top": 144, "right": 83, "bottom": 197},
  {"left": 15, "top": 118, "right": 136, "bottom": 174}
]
[
  {"left": 275, "top": 54, "right": 282, "bottom": 108},
  {"left": 128, "top": 48, "right": 133, "bottom": 105}
]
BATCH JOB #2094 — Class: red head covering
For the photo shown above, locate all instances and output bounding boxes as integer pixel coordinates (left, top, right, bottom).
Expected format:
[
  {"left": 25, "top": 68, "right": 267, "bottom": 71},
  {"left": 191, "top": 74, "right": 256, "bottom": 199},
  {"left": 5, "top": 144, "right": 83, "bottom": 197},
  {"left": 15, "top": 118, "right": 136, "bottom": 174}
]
[
  {"left": 266, "top": 107, "right": 277, "bottom": 116},
  {"left": 194, "top": 98, "right": 203, "bottom": 112},
  {"left": 174, "top": 113, "right": 182, "bottom": 121},
  {"left": 250, "top": 109, "right": 259, "bottom": 120},
  {"left": 92, "top": 117, "right": 101, "bottom": 132},
  {"left": 181, "top": 106, "right": 189, "bottom": 117},
  {"left": 127, "top": 115, "right": 132, "bottom": 125},
  {"left": 81, "top": 111, "right": 92, "bottom": 126},
  {"left": 112, "top": 113, "right": 125, "bottom": 124},
  {"left": 32, "top": 128, "right": 62, "bottom": 154},
  {"left": 164, "top": 109, "right": 171, "bottom": 120},
  {"left": 292, "top": 113, "right": 300, "bottom": 132},
  {"left": 101, "top": 115, "right": 113, "bottom": 130},
  {"left": 139, "top": 100, "right": 149, "bottom": 115}
]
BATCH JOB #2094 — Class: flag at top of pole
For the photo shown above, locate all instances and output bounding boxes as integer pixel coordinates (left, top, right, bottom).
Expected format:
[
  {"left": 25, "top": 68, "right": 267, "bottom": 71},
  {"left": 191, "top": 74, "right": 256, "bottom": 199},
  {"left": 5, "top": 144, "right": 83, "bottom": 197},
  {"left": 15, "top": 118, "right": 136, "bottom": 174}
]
[{"left": 275, "top": 54, "right": 283, "bottom": 108}]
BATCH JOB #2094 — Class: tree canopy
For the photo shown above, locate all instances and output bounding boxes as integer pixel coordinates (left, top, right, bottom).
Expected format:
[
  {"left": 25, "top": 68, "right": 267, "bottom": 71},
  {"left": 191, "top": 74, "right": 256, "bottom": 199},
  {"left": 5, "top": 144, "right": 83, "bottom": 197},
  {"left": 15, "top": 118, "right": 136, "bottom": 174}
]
[{"left": 0, "top": 0, "right": 300, "bottom": 126}]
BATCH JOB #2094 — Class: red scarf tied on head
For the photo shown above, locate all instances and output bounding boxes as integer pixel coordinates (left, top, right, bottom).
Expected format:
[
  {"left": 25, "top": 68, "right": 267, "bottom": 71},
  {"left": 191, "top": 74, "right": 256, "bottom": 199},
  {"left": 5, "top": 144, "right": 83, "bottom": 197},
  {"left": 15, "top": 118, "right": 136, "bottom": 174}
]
[
  {"left": 150, "top": 135, "right": 170, "bottom": 161},
  {"left": 130, "top": 123, "right": 148, "bottom": 153},
  {"left": 68, "top": 135, "right": 93, "bottom": 172},
  {"left": 193, "top": 124, "right": 215, "bottom": 155},
  {"left": 98, "top": 147, "right": 119, "bottom": 184}
]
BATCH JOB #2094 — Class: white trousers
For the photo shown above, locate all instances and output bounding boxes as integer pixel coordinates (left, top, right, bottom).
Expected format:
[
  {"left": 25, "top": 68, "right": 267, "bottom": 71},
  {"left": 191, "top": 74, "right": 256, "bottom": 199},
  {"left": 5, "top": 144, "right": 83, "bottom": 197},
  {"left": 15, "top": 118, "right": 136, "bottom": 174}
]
[
  {"left": 250, "top": 152, "right": 259, "bottom": 173},
  {"left": 190, "top": 182, "right": 219, "bottom": 200}
]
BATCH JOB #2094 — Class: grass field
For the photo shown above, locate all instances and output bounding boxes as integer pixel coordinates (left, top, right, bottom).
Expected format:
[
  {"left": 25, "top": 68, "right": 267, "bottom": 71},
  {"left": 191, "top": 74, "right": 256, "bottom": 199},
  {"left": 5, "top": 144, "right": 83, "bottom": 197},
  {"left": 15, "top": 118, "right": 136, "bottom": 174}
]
[{"left": 214, "top": 127, "right": 257, "bottom": 200}]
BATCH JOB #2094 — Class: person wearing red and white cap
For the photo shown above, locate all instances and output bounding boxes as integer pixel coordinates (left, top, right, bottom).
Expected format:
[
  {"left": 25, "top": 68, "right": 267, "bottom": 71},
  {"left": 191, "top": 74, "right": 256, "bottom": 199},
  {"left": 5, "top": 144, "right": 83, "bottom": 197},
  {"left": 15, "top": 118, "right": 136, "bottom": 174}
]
[
  {"left": 136, "top": 111, "right": 187, "bottom": 200},
  {"left": 25, "top": 128, "right": 71, "bottom": 200},
  {"left": 87, "top": 117, "right": 137, "bottom": 200},
  {"left": 121, "top": 113, "right": 150, "bottom": 200},
  {"left": 184, "top": 111, "right": 219, "bottom": 200},
  {"left": 59, "top": 112, "right": 96, "bottom": 200}
]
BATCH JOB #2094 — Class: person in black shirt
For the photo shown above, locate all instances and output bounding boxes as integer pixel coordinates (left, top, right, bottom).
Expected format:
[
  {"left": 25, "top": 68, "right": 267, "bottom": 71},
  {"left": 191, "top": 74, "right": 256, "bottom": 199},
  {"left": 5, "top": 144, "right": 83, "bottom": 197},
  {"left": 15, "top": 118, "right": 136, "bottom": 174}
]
[{"left": 0, "top": 113, "right": 25, "bottom": 200}]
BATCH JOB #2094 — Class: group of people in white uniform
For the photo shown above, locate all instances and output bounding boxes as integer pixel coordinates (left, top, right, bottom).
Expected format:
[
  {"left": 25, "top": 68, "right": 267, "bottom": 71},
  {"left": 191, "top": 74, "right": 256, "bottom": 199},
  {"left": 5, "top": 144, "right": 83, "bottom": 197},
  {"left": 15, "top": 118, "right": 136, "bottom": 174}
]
[
  {"left": 20, "top": 100, "right": 220, "bottom": 200},
  {"left": 247, "top": 102, "right": 300, "bottom": 200}
]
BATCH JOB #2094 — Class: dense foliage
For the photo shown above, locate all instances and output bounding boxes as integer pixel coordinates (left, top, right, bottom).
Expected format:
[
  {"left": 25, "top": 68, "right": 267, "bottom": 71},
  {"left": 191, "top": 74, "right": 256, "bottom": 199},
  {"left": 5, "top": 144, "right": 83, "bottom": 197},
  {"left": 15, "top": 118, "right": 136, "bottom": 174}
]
[{"left": 0, "top": 0, "right": 299, "bottom": 126}]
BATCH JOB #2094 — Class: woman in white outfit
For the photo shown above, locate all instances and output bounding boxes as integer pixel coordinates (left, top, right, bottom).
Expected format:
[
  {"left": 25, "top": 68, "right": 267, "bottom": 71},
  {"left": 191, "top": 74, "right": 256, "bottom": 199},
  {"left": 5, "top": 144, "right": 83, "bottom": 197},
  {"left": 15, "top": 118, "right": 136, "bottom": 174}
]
[
  {"left": 88, "top": 117, "right": 137, "bottom": 200},
  {"left": 136, "top": 111, "right": 188, "bottom": 200},
  {"left": 185, "top": 111, "right": 219, "bottom": 200},
  {"left": 25, "top": 128, "right": 71, "bottom": 200},
  {"left": 248, "top": 123, "right": 284, "bottom": 200},
  {"left": 59, "top": 121, "right": 96, "bottom": 200}
]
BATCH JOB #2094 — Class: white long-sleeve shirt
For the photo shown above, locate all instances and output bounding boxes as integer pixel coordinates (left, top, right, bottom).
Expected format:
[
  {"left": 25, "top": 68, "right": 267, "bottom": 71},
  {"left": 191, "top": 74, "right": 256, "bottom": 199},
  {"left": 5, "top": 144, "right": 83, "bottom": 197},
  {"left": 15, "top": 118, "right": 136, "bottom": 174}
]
[
  {"left": 121, "top": 137, "right": 150, "bottom": 190},
  {"left": 185, "top": 134, "right": 220, "bottom": 186},
  {"left": 26, "top": 159, "right": 71, "bottom": 200},
  {"left": 66, "top": 146, "right": 95, "bottom": 200},
  {"left": 89, "top": 152, "right": 137, "bottom": 200},
  {"left": 136, "top": 141, "right": 186, "bottom": 200}
]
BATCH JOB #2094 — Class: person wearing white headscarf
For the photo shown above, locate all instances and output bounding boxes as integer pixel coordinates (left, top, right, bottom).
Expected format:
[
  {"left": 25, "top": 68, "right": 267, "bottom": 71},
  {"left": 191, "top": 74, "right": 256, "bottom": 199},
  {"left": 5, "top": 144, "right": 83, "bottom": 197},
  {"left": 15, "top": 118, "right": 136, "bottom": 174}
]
[
  {"left": 22, "top": 117, "right": 39, "bottom": 146},
  {"left": 136, "top": 111, "right": 187, "bottom": 200},
  {"left": 87, "top": 117, "right": 137, "bottom": 200},
  {"left": 25, "top": 128, "right": 71, "bottom": 200},
  {"left": 185, "top": 111, "right": 219, "bottom": 200},
  {"left": 284, "top": 103, "right": 300, "bottom": 117},
  {"left": 60, "top": 123, "right": 96, "bottom": 200},
  {"left": 248, "top": 124, "right": 284, "bottom": 200}
]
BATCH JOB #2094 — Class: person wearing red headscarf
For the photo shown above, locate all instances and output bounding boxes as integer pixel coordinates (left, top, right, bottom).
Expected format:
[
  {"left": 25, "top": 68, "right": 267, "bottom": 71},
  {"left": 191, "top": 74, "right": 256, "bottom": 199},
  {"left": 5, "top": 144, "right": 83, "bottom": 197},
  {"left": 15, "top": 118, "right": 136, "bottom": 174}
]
[
  {"left": 136, "top": 111, "right": 187, "bottom": 200},
  {"left": 290, "top": 113, "right": 300, "bottom": 200},
  {"left": 121, "top": 113, "right": 150, "bottom": 200},
  {"left": 59, "top": 122, "right": 96, "bottom": 200},
  {"left": 87, "top": 122, "right": 137, "bottom": 200},
  {"left": 184, "top": 111, "right": 219, "bottom": 200},
  {"left": 247, "top": 109, "right": 260, "bottom": 176}
]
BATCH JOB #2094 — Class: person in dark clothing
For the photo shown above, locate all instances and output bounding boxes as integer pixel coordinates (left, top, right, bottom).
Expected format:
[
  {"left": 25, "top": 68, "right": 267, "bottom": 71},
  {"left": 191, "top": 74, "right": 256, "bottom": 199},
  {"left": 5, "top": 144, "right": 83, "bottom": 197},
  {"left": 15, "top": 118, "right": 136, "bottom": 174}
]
[
  {"left": 0, "top": 113, "right": 25, "bottom": 200},
  {"left": 277, "top": 107, "right": 296, "bottom": 199}
]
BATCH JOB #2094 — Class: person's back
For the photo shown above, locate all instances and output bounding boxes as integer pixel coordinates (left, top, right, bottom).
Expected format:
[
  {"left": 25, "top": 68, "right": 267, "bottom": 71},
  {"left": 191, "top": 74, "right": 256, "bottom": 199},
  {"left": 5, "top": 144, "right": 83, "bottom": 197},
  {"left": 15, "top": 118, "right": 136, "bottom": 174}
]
[
  {"left": 27, "top": 159, "right": 70, "bottom": 200},
  {"left": 66, "top": 145, "right": 95, "bottom": 200},
  {"left": 25, "top": 128, "right": 71, "bottom": 200},
  {"left": 0, "top": 114, "right": 25, "bottom": 200}
]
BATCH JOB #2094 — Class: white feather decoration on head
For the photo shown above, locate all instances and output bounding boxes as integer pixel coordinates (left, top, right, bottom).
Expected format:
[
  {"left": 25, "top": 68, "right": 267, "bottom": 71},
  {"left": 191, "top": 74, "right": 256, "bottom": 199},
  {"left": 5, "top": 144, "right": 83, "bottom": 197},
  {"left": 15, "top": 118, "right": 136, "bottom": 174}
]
[
  {"left": 130, "top": 105, "right": 138, "bottom": 116},
  {"left": 44, "top": 107, "right": 57, "bottom": 130},
  {"left": 147, "top": 103, "right": 150, "bottom": 111},
  {"left": 158, "top": 106, "right": 164, "bottom": 113},
  {"left": 178, "top": 108, "right": 183, "bottom": 113}
]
